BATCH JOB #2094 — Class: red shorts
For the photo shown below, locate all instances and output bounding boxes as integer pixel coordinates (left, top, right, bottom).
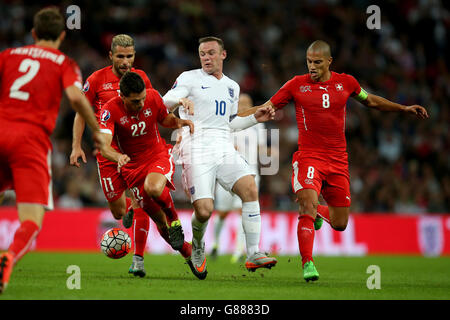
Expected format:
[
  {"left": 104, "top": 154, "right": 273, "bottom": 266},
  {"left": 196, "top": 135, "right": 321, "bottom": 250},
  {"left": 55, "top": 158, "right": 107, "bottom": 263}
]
[
  {"left": 97, "top": 158, "right": 128, "bottom": 202},
  {"left": 122, "top": 146, "right": 175, "bottom": 212},
  {"left": 0, "top": 123, "right": 53, "bottom": 209},
  {"left": 291, "top": 150, "right": 351, "bottom": 207}
]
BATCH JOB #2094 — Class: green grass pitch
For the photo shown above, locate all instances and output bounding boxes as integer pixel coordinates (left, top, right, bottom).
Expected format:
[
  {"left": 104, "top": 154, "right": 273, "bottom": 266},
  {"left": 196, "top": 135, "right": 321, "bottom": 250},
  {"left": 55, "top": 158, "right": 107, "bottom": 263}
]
[{"left": 1, "top": 252, "right": 449, "bottom": 300}]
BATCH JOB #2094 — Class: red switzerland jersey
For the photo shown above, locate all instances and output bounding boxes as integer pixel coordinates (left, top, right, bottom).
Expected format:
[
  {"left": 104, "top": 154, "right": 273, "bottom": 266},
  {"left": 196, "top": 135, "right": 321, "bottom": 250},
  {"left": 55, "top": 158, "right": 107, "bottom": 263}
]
[
  {"left": 0, "top": 45, "right": 82, "bottom": 135},
  {"left": 83, "top": 65, "right": 152, "bottom": 163},
  {"left": 82, "top": 65, "right": 152, "bottom": 121},
  {"left": 270, "top": 72, "right": 361, "bottom": 153},
  {"left": 99, "top": 88, "right": 169, "bottom": 165}
]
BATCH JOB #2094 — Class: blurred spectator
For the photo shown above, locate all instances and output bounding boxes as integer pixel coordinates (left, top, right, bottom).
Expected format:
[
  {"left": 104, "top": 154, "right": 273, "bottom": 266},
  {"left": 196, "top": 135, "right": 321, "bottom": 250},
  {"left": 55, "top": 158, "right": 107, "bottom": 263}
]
[
  {"left": 1, "top": 0, "right": 448, "bottom": 213},
  {"left": 57, "top": 179, "right": 84, "bottom": 209}
]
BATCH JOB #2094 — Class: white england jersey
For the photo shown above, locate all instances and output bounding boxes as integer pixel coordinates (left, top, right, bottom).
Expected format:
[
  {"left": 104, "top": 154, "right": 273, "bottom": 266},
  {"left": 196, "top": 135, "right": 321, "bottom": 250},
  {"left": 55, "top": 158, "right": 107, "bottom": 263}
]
[{"left": 163, "top": 69, "right": 240, "bottom": 162}]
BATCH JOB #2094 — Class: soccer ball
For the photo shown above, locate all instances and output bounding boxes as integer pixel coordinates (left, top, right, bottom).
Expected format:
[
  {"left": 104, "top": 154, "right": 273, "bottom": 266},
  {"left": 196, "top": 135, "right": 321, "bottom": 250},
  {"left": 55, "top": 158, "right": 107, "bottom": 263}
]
[{"left": 100, "top": 228, "right": 131, "bottom": 259}]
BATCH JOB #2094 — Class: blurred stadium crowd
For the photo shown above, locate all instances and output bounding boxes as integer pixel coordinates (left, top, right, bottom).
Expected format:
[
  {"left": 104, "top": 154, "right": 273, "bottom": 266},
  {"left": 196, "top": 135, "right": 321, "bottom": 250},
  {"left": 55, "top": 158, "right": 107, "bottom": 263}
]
[{"left": 1, "top": 0, "right": 449, "bottom": 213}]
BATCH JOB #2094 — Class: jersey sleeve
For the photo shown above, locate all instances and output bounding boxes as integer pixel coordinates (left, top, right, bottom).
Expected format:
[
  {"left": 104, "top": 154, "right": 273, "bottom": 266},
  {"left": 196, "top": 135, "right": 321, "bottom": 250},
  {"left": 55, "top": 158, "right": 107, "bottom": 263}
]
[
  {"left": 152, "top": 90, "right": 170, "bottom": 123},
  {"left": 231, "top": 85, "right": 240, "bottom": 115},
  {"left": 162, "top": 72, "right": 191, "bottom": 106},
  {"left": 99, "top": 102, "right": 115, "bottom": 136},
  {"left": 346, "top": 74, "right": 368, "bottom": 101},
  {"left": 270, "top": 77, "right": 296, "bottom": 109},
  {"left": 61, "top": 57, "right": 83, "bottom": 90},
  {"left": 82, "top": 73, "right": 97, "bottom": 105}
]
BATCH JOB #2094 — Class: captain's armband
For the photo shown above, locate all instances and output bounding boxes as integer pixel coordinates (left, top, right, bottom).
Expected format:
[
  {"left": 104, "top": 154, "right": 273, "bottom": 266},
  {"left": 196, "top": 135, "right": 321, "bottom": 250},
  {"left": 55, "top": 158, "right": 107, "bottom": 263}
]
[{"left": 354, "top": 87, "right": 368, "bottom": 102}]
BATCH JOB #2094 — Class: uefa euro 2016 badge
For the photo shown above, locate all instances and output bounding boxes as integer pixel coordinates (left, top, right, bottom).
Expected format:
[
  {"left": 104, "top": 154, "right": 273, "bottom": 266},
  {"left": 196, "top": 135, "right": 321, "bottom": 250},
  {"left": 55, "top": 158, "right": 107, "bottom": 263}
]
[
  {"left": 101, "top": 109, "right": 110, "bottom": 121},
  {"left": 82, "top": 80, "right": 89, "bottom": 92},
  {"left": 228, "top": 87, "right": 234, "bottom": 98}
]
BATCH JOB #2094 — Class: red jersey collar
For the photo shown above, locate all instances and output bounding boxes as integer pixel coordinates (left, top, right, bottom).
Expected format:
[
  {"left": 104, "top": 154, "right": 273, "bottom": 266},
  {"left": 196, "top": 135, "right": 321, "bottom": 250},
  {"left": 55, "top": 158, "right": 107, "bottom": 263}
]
[{"left": 306, "top": 71, "right": 335, "bottom": 84}]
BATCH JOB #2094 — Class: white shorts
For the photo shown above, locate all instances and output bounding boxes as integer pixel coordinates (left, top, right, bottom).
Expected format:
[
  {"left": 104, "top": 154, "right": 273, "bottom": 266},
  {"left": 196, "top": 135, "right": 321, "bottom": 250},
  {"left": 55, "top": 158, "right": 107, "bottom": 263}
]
[
  {"left": 181, "top": 150, "right": 254, "bottom": 203},
  {"left": 214, "top": 172, "right": 260, "bottom": 212}
]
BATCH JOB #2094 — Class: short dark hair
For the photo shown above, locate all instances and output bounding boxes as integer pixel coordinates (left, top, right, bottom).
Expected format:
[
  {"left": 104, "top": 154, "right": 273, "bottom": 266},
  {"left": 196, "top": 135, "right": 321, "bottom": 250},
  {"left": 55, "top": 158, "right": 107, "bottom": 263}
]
[
  {"left": 119, "top": 72, "right": 145, "bottom": 97},
  {"left": 33, "top": 7, "right": 65, "bottom": 41},
  {"left": 199, "top": 36, "right": 224, "bottom": 51}
]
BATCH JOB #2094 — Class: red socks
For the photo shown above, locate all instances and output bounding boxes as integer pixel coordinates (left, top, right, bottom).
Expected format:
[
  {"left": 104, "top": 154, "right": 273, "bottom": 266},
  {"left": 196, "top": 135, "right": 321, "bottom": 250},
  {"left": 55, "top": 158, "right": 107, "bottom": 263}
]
[
  {"left": 133, "top": 207, "right": 150, "bottom": 257},
  {"left": 8, "top": 220, "right": 40, "bottom": 264},
  {"left": 153, "top": 187, "right": 179, "bottom": 224},
  {"left": 317, "top": 205, "right": 330, "bottom": 223},
  {"left": 297, "top": 215, "right": 315, "bottom": 267},
  {"left": 179, "top": 241, "right": 192, "bottom": 259}
]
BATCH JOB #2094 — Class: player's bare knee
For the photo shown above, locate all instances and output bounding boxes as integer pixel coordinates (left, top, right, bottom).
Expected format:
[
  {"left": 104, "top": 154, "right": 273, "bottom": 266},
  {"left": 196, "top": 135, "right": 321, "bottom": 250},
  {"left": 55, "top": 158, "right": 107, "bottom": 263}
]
[
  {"left": 110, "top": 208, "right": 124, "bottom": 220},
  {"left": 195, "top": 208, "right": 212, "bottom": 222},
  {"left": 298, "top": 199, "right": 317, "bottom": 217},
  {"left": 144, "top": 181, "right": 164, "bottom": 198},
  {"left": 331, "top": 219, "right": 348, "bottom": 231}
]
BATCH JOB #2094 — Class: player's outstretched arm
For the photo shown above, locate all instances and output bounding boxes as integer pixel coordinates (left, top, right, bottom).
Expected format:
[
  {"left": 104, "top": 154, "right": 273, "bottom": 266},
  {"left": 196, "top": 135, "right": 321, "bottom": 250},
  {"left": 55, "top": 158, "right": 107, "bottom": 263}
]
[
  {"left": 165, "top": 98, "right": 194, "bottom": 115},
  {"left": 69, "top": 112, "right": 87, "bottom": 167},
  {"left": 359, "top": 93, "right": 429, "bottom": 119},
  {"left": 65, "top": 85, "right": 106, "bottom": 153},
  {"left": 65, "top": 86, "right": 99, "bottom": 133},
  {"left": 160, "top": 113, "right": 194, "bottom": 134},
  {"left": 237, "top": 100, "right": 275, "bottom": 117},
  {"left": 98, "top": 132, "right": 130, "bottom": 172},
  {"left": 229, "top": 101, "right": 275, "bottom": 131},
  {"left": 229, "top": 106, "right": 275, "bottom": 131}
]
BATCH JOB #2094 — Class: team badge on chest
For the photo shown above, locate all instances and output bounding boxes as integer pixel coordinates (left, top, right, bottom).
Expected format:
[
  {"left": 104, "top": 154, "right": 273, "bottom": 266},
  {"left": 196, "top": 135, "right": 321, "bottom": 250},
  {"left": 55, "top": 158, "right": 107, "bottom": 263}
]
[
  {"left": 228, "top": 87, "right": 234, "bottom": 98},
  {"left": 103, "top": 82, "right": 113, "bottom": 90},
  {"left": 143, "top": 109, "right": 152, "bottom": 117},
  {"left": 120, "top": 116, "right": 129, "bottom": 125},
  {"left": 335, "top": 83, "right": 344, "bottom": 91}
]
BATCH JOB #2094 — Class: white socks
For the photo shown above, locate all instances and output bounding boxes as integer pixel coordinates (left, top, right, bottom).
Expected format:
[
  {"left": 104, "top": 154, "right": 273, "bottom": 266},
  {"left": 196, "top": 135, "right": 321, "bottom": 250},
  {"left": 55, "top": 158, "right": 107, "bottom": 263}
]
[{"left": 241, "top": 201, "right": 261, "bottom": 256}]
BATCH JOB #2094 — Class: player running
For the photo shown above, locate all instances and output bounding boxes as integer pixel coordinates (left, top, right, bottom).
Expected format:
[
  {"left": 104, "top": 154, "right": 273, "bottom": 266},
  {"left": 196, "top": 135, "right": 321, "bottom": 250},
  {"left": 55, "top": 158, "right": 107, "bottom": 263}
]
[
  {"left": 98, "top": 71, "right": 194, "bottom": 273},
  {"left": 211, "top": 93, "right": 267, "bottom": 263},
  {"left": 69, "top": 34, "right": 184, "bottom": 277},
  {"left": 242, "top": 40, "right": 428, "bottom": 282},
  {"left": 0, "top": 7, "right": 106, "bottom": 293},
  {"left": 163, "top": 36, "right": 277, "bottom": 280}
]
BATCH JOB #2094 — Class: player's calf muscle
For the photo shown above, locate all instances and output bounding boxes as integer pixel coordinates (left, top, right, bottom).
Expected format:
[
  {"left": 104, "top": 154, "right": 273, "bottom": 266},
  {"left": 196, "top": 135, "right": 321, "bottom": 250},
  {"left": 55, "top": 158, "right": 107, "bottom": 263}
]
[
  {"left": 109, "top": 198, "right": 126, "bottom": 219},
  {"left": 232, "top": 176, "right": 258, "bottom": 201}
]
